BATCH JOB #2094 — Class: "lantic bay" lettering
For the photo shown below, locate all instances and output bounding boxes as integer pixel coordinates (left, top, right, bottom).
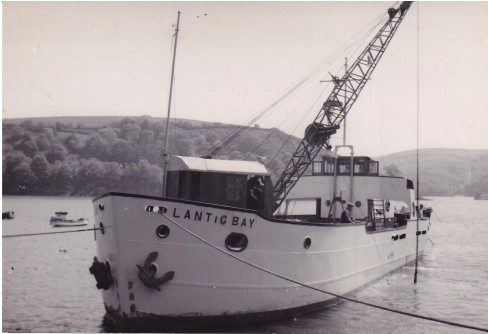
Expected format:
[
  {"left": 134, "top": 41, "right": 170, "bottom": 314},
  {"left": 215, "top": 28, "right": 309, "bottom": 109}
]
[{"left": 145, "top": 205, "right": 255, "bottom": 228}]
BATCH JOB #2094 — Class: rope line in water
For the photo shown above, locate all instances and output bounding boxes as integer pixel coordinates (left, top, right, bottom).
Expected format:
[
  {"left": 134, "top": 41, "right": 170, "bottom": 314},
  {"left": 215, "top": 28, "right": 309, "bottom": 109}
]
[
  {"left": 161, "top": 212, "right": 488, "bottom": 332},
  {"left": 2, "top": 228, "right": 99, "bottom": 239}
]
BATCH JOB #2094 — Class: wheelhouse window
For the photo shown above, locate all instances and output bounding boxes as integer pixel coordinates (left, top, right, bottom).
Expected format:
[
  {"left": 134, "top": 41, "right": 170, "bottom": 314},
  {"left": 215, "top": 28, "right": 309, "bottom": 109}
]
[
  {"left": 274, "top": 198, "right": 321, "bottom": 221},
  {"left": 225, "top": 175, "right": 246, "bottom": 207},
  {"left": 368, "top": 161, "right": 379, "bottom": 175},
  {"left": 166, "top": 171, "right": 272, "bottom": 215},
  {"left": 324, "top": 158, "right": 335, "bottom": 175},
  {"left": 312, "top": 161, "right": 323, "bottom": 175},
  {"left": 338, "top": 160, "right": 350, "bottom": 175},
  {"left": 354, "top": 162, "right": 367, "bottom": 175}
]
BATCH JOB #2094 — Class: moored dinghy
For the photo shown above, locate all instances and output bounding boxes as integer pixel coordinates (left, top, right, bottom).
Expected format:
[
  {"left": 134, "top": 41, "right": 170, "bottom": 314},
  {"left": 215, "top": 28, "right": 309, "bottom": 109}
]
[{"left": 50, "top": 212, "right": 88, "bottom": 227}]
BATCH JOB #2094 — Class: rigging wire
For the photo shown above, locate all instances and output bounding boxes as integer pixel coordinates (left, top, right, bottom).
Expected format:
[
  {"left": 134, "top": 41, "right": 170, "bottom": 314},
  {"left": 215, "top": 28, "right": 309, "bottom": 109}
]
[
  {"left": 414, "top": 2, "right": 421, "bottom": 284},
  {"left": 205, "top": 78, "right": 312, "bottom": 158},
  {"left": 242, "top": 9, "right": 391, "bottom": 162},
  {"left": 205, "top": 5, "right": 392, "bottom": 158},
  {"left": 160, "top": 212, "right": 488, "bottom": 333},
  {"left": 243, "top": 75, "right": 335, "bottom": 160},
  {"left": 267, "top": 82, "right": 334, "bottom": 167}
]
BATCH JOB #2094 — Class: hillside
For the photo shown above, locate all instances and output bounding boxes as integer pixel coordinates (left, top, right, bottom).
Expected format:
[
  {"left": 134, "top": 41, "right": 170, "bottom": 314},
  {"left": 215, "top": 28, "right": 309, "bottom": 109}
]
[
  {"left": 2, "top": 116, "right": 300, "bottom": 196},
  {"left": 377, "top": 149, "right": 488, "bottom": 196},
  {"left": 4, "top": 116, "right": 220, "bottom": 129},
  {"left": 3, "top": 116, "right": 488, "bottom": 197}
]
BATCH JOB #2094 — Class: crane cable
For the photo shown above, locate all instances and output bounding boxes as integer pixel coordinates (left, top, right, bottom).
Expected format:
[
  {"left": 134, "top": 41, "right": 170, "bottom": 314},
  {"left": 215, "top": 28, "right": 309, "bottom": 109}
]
[
  {"left": 245, "top": 11, "right": 390, "bottom": 163},
  {"left": 205, "top": 6, "right": 391, "bottom": 158},
  {"left": 267, "top": 81, "right": 334, "bottom": 167},
  {"left": 243, "top": 78, "right": 335, "bottom": 161},
  {"left": 160, "top": 212, "right": 488, "bottom": 333}
]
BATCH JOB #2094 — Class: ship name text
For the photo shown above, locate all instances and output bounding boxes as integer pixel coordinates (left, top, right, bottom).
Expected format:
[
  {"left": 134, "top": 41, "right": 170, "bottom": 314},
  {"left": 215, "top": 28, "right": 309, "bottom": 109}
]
[{"left": 145, "top": 205, "right": 255, "bottom": 228}]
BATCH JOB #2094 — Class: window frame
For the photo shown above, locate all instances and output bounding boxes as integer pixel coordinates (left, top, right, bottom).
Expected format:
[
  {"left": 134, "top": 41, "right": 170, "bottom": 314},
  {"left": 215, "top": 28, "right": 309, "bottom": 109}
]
[{"left": 312, "top": 161, "right": 323, "bottom": 175}]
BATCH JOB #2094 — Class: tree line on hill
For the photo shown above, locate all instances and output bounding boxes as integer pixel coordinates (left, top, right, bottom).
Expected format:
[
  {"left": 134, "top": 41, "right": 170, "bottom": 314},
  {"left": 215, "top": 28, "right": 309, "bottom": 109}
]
[
  {"left": 2, "top": 117, "right": 299, "bottom": 196},
  {"left": 4, "top": 117, "right": 487, "bottom": 197}
]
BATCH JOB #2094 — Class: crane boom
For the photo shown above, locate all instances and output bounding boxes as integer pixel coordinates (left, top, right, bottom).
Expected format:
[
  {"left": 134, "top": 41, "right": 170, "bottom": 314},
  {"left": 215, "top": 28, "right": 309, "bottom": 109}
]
[{"left": 272, "top": 1, "right": 413, "bottom": 210}]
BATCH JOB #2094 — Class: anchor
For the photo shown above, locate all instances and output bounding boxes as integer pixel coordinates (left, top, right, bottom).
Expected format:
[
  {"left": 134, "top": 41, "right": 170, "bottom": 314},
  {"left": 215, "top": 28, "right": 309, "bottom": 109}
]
[
  {"left": 89, "top": 257, "right": 113, "bottom": 290},
  {"left": 136, "top": 252, "right": 175, "bottom": 291}
]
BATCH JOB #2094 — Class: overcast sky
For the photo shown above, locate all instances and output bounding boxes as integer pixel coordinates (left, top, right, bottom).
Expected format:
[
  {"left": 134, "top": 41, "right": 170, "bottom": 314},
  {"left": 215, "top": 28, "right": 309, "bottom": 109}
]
[{"left": 3, "top": 1, "right": 488, "bottom": 156}]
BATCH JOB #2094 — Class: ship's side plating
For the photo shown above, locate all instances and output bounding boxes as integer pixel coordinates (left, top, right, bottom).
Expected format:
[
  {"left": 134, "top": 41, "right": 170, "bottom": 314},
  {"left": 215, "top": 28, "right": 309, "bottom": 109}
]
[{"left": 93, "top": 192, "right": 429, "bottom": 323}]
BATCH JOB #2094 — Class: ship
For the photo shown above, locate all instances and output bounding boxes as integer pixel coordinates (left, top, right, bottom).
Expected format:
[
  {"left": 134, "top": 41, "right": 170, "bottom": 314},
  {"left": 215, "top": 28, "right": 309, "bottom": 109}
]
[{"left": 89, "top": 1, "right": 431, "bottom": 329}]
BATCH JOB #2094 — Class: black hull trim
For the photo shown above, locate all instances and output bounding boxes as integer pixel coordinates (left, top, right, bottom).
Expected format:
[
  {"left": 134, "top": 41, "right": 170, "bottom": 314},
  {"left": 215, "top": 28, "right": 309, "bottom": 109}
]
[{"left": 102, "top": 297, "right": 341, "bottom": 332}]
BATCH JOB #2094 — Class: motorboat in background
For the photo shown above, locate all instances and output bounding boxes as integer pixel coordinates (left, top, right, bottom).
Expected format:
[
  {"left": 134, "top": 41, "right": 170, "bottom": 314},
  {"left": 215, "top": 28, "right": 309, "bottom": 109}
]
[{"left": 50, "top": 212, "right": 88, "bottom": 227}]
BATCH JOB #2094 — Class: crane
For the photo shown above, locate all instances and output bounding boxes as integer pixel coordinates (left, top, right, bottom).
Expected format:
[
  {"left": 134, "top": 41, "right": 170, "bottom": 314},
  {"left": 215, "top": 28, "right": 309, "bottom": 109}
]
[{"left": 272, "top": 1, "right": 413, "bottom": 210}]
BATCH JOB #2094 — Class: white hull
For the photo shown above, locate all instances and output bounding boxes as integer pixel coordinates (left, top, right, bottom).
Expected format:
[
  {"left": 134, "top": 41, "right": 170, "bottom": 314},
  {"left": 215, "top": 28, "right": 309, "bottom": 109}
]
[{"left": 92, "top": 193, "right": 429, "bottom": 326}]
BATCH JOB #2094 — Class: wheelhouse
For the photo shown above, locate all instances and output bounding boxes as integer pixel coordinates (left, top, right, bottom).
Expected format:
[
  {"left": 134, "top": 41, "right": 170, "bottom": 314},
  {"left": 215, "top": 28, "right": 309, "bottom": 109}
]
[
  {"left": 276, "top": 147, "right": 416, "bottom": 226},
  {"left": 165, "top": 156, "right": 273, "bottom": 216},
  {"left": 312, "top": 156, "right": 379, "bottom": 176}
]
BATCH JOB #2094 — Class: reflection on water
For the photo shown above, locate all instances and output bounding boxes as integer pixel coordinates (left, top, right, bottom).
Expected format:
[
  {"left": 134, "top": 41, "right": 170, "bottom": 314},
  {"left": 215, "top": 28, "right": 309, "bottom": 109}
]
[{"left": 2, "top": 196, "right": 488, "bottom": 333}]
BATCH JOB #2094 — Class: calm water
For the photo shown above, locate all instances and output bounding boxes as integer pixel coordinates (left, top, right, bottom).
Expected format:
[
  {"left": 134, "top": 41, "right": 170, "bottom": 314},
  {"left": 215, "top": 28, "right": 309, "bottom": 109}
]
[{"left": 2, "top": 196, "right": 488, "bottom": 333}]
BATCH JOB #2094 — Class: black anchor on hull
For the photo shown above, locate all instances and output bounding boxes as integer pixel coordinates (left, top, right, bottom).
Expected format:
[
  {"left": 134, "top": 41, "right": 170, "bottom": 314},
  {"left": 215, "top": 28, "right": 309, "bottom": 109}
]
[
  {"left": 89, "top": 257, "right": 113, "bottom": 290},
  {"left": 136, "top": 251, "right": 175, "bottom": 291}
]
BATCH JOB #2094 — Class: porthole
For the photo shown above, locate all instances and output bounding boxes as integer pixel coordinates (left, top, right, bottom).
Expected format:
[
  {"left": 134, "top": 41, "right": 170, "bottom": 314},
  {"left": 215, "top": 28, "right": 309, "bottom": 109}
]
[
  {"left": 99, "top": 222, "right": 105, "bottom": 235},
  {"left": 225, "top": 233, "right": 248, "bottom": 252},
  {"left": 355, "top": 201, "right": 361, "bottom": 208},
  {"left": 98, "top": 204, "right": 105, "bottom": 211},
  {"left": 303, "top": 237, "right": 312, "bottom": 249},
  {"left": 156, "top": 224, "right": 170, "bottom": 238}
]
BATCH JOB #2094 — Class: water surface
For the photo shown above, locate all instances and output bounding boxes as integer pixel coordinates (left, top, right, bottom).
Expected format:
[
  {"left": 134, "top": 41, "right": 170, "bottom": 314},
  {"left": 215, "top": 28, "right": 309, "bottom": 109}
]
[{"left": 2, "top": 196, "right": 487, "bottom": 332}]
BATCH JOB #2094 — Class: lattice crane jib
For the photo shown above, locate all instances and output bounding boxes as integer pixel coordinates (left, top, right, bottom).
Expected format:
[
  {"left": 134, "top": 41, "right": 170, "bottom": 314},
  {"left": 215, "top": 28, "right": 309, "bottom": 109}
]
[{"left": 272, "top": 2, "right": 413, "bottom": 210}]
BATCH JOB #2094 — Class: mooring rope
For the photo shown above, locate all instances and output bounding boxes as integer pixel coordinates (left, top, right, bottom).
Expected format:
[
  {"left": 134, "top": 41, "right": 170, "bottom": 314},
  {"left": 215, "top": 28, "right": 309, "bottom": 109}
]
[
  {"left": 161, "top": 212, "right": 488, "bottom": 332},
  {"left": 2, "top": 227, "right": 99, "bottom": 239}
]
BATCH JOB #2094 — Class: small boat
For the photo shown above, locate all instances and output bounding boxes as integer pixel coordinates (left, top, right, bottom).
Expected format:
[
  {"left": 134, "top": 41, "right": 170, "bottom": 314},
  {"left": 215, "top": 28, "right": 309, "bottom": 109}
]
[
  {"left": 474, "top": 194, "right": 488, "bottom": 200},
  {"left": 2, "top": 211, "right": 15, "bottom": 220},
  {"left": 50, "top": 212, "right": 88, "bottom": 227}
]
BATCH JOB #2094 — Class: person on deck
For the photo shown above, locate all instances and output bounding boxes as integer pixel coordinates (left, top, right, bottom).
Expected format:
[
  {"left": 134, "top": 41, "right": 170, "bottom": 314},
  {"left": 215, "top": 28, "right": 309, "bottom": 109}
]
[{"left": 341, "top": 202, "right": 358, "bottom": 224}]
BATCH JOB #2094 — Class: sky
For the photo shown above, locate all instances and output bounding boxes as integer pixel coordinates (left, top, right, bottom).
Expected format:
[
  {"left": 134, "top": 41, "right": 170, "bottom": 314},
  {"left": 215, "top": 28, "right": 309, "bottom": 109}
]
[{"left": 3, "top": 1, "right": 488, "bottom": 156}]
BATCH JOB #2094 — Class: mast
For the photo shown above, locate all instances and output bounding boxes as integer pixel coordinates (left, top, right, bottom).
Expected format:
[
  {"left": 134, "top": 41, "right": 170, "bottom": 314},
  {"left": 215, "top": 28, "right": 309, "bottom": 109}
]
[{"left": 162, "top": 11, "right": 181, "bottom": 196}]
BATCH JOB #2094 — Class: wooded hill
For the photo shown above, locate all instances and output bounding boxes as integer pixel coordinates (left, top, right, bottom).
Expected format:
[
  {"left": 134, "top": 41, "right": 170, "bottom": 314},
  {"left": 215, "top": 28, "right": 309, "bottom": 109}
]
[
  {"left": 377, "top": 148, "right": 488, "bottom": 197},
  {"left": 3, "top": 116, "right": 487, "bottom": 197},
  {"left": 2, "top": 116, "right": 299, "bottom": 196}
]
